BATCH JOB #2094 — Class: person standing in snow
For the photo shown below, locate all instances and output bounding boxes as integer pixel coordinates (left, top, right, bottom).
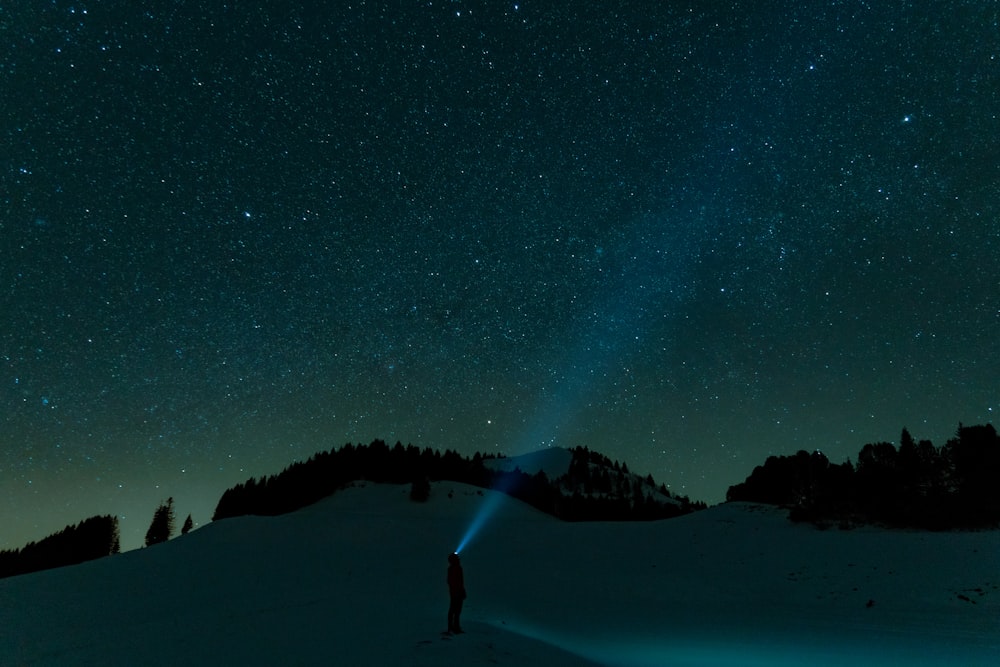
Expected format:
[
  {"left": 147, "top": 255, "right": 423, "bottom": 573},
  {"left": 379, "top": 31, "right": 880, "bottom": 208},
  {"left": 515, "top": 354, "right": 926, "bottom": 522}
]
[{"left": 447, "top": 552, "right": 466, "bottom": 633}]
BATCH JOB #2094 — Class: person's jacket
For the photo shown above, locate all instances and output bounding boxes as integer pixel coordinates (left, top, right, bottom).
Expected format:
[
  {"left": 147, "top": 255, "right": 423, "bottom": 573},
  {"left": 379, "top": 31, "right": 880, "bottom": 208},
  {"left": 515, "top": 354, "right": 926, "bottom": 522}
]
[{"left": 447, "top": 564, "right": 466, "bottom": 599}]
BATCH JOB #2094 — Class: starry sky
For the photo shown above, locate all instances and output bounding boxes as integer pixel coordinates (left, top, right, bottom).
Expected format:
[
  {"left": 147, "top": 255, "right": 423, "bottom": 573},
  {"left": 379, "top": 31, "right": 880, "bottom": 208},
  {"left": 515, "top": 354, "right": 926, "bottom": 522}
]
[{"left": 3, "top": 1, "right": 998, "bottom": 550}]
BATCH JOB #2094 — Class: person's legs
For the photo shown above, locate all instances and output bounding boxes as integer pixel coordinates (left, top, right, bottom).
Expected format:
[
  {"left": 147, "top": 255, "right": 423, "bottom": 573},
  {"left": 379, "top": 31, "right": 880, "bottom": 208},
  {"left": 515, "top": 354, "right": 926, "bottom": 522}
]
[{"left": 451, "top": 595, "right": 464, "bottom": 632}]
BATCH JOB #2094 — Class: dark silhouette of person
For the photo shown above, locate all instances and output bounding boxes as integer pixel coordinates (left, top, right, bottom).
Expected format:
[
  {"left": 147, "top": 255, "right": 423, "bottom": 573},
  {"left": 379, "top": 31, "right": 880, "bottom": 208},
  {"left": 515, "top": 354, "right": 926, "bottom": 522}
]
[{"left": 447, "top": 552, "right": 466, "bottom": 633}]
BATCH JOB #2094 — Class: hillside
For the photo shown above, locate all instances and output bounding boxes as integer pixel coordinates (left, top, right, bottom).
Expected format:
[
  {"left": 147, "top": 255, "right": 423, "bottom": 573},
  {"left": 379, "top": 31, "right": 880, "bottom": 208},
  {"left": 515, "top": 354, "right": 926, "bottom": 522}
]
[
  {"left": 1, "top": 483, "right": 998, "bottom": 665},
  {"left": 211, "top": 442, "right": 702, "bottom": 525},
  {"left": 482, "top": 447, "right": 575, "bottom": 476}
]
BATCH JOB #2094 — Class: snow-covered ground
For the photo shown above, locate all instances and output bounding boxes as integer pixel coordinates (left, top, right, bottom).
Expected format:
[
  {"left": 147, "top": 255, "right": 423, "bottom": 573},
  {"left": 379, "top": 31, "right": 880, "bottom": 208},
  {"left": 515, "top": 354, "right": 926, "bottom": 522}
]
[
  {"left": 1, "top": 482, "right": 997, "bottom": 666},
  {"left": 483, "top": 447, "right": 575, "bottom": 476}
]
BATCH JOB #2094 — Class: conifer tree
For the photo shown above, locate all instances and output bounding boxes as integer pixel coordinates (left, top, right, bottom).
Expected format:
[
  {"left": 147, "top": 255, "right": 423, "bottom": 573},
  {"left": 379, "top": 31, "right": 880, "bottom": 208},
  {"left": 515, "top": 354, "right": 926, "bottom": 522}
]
[
  {"left": 145, "top": 497, "right": 176, "bottom": 547},
  {"left": 108, "top": 515, "right": 122, "bottom": 555},
  {"left": 181, "top": 514, "right": 194, "bottom": 535}
]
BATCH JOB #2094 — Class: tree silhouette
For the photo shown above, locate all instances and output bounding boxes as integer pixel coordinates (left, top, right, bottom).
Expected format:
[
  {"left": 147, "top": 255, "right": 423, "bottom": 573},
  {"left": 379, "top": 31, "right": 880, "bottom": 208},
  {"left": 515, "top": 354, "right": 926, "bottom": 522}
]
[
  {"left": 0, "top": 515, "right": 120, "bottom": 579},
  {"left": 943, "top": 423, "right": 1000, "bottom": 523},
  {"left": 181, "top": 514, "right": 194, "bottom": 535},
  {"left": 211, "top": 440, "right": 705, "bottom": 523},
  {"left": 145, "top": 497, "right": 176, "bottom": 547},
  {"left": 728, "top": 423, "right": 1000, "bottom": 529}
]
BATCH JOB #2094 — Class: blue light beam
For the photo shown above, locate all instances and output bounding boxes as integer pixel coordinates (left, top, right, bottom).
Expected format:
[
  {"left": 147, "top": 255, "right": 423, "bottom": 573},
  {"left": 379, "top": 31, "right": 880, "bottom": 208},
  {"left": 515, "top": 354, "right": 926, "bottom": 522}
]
[
  {"left": 455, "top": 210, "right": 711, "bottom": 553},
  {"left": 455, "top": 469, "right": 522, "bottom": 554}
]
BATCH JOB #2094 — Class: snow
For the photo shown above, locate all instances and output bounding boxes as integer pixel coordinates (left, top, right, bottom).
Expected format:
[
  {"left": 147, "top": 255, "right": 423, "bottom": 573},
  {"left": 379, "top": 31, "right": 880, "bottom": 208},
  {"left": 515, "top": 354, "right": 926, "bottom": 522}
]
[
  {"left": 1, "top": 482, "right": 998, "bottom": 665},
  {"left": 483, "top": 446, "right": 575, "bottom": 477}
]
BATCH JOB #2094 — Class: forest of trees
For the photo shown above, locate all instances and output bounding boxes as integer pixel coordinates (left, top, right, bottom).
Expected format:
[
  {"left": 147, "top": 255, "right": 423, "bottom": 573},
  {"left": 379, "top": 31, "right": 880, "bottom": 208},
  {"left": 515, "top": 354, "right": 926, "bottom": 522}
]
[
  {"left": 727, "top": 423, "right": 1000, "bottom": 529},
  {"left": 1, "top": 499, "right": 191, "bottom": 580},
  {"left": 555, "top": 446, "right": 706, "bottom": 520},
  {"left": 213, "top": 441, "right": 478, "bottom": 520},
  {"left": 212, "top": 441, "right": 705, "bottom": 522},
  {"left": 4, "top": 423, "right": 996, "bottom": 580},
  {"left": 0, "top": 515, "right": 120, "bottom": 580}
]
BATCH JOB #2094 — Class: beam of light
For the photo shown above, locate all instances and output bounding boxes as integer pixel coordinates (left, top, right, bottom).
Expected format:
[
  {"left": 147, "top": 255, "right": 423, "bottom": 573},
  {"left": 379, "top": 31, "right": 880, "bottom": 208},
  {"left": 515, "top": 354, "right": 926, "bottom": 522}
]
[
  {"left": 456, "top": 212, "right": 709, "bottom": 553},
  {"left": 454, "top": 491, "right": 499, "bottom": 554},
  {"left": 513, "top": 211, "right": 706, "bottom": 454},
  {"left": 454, "top": 470, "right": 521, "bottom": 554}
]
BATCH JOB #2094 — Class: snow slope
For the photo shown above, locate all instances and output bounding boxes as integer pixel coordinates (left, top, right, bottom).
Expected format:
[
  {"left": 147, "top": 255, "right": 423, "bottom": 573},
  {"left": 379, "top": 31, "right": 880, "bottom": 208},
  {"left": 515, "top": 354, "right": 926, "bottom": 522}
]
[
  {"left": 1, "top": 483, "right": 997, "bottom": 666},
  {"left": 483, "top": 446, "right": 574, "bottom": 477}
]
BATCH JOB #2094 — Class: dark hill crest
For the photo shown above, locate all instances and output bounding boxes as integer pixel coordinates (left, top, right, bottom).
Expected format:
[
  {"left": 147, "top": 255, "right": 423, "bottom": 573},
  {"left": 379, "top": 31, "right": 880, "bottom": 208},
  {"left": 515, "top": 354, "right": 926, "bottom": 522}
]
[{"left": 213, "top": 441, "right": 706, "bottom": 522}]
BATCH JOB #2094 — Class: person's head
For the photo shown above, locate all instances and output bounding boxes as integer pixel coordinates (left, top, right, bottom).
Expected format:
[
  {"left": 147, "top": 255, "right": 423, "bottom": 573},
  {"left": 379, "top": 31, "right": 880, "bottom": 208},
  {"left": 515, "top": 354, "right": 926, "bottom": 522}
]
[{"left": 448, "top": 552, "right": 460, "bottom": 565}]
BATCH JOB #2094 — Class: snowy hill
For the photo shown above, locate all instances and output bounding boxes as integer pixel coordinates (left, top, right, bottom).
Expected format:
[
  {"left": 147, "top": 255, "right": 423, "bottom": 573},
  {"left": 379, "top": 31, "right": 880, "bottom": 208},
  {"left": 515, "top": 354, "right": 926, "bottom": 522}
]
[
  {"left": 483, "top": 447, "right": 575, "bottom": 477},
  {"left": 1, "top": 483, "right": 998, "bottom": 666},
  {"left": 484, "top": 446, "right": 689, "bottom": 512}
]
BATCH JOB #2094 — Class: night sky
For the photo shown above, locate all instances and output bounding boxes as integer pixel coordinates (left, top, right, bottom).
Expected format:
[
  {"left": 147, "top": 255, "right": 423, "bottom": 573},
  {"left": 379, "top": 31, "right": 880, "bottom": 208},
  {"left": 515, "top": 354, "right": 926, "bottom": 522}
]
[{"left": 3, "top": 1, "right": 998, "bottom": 550}]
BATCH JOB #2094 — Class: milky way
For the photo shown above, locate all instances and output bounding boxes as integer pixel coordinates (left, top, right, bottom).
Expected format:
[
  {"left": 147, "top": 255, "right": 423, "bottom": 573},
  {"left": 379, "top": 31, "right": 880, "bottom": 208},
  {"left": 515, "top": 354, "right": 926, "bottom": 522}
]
[{"left": 3, "top": 1, "right": 998, "bottom": 549}]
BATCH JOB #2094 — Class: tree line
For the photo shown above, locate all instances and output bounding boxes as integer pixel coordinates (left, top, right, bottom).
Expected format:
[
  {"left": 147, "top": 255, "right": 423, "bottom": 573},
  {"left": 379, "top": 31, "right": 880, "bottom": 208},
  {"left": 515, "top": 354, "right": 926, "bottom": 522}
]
[
  {"left": 213, "top": 441, "right": 705, "bottom": 522},
  {"left": 0, "top": 515, "right": 120, "bottom": 579},
  {"left": 0, "top": 499, "right": 195, "bottom": 580},
  {"left": 556, "top": 446, "right": 706, "bottom": 520},
  {"left": 5, "top": 422, "right": 996, "bottom": 579},
  {"left": 213, "top": 441, "right": 477, "bottom": 520},
  {"left": 726, "top": 423, "right": 1000, "bottom": 529}
]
